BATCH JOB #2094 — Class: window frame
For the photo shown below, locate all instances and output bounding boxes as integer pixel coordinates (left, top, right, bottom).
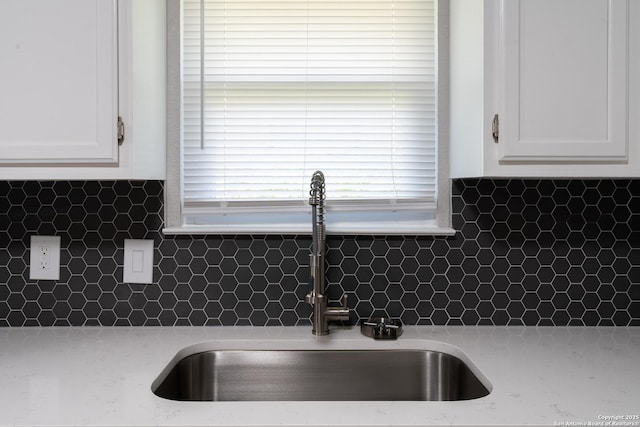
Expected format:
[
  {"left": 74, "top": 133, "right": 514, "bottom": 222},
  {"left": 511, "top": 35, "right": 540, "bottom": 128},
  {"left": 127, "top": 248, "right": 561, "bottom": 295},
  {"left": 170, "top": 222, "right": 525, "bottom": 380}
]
[{"left": 164, "top": 0, "right": 452, "bottom": 236}]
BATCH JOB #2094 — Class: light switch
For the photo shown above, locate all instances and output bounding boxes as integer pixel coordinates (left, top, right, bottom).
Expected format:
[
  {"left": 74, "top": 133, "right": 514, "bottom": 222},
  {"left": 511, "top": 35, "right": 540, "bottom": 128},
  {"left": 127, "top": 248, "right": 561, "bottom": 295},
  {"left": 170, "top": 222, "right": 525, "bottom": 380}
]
[
  {"left": 123, "top": 239, "right": 154, "bottom": 284},
  {"left": 132, "top": 250, "right": 144, "bottom": 273}
]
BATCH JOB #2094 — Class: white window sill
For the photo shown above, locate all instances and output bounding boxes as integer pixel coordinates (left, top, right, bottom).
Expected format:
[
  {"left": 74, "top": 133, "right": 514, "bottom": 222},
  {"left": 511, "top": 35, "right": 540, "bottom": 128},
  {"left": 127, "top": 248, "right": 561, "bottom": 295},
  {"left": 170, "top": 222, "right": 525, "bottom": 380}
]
[
  {"left": 162, "top": 224, "right": 456, "bottom": 236},
  {"left": 163, "top": 206, "right": 454, "bottom": 236}
]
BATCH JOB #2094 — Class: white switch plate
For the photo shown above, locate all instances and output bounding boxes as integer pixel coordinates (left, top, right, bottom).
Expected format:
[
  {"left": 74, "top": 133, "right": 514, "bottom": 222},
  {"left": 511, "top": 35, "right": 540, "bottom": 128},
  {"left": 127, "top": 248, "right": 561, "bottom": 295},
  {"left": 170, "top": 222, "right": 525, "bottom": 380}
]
[
  {"left": 123, "top": 239, "right": 154, "bottom": 284},
  {"left": 29, "top": 235, "right": 61, "bottom": 280}
]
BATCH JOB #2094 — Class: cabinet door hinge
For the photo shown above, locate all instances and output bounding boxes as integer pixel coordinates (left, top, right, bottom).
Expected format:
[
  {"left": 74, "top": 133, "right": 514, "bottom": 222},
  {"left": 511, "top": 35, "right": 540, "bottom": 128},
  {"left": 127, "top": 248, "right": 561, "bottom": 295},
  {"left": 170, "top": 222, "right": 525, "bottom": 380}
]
[
  {"left": 117, "top": 116, "right": 125, "bottom": 146},
  {"left": 492, "top": 114, "right": 499, "bottom": 143}
]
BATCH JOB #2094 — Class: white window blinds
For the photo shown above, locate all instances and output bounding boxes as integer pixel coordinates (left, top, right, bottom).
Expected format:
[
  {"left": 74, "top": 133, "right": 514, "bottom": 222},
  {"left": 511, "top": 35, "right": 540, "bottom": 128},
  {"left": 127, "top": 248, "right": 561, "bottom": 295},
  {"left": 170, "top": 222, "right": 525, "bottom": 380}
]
[{"left": 181, "top": 0, "right": 437, "bottom": 214}]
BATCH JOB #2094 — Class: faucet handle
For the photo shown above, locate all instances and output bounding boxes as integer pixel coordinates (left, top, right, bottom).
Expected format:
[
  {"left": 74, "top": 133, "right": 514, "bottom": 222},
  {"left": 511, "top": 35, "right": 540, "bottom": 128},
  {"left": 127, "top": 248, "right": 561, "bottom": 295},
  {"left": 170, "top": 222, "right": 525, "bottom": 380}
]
[
  {"left": 324, "top": 294, "right": 350, "bottom": 323},
  {"left": 340, "top": 294, "right": 349, "bottom": 309}
]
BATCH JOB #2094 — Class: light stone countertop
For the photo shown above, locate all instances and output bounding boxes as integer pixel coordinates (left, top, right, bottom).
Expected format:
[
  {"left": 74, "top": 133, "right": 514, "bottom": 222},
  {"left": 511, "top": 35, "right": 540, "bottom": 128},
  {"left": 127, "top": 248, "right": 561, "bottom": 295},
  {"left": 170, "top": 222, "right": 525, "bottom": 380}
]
[{"left": 0, "top": 326, "right": 638, "bottom": 427}]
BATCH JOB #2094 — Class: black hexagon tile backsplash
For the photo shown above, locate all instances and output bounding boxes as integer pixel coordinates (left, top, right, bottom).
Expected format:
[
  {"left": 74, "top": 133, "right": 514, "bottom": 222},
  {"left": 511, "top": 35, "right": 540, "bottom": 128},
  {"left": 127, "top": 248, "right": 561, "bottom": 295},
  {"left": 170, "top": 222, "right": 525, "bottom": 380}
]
[{"left": 0, "top": 179, "right": 638, "bottom": 327}]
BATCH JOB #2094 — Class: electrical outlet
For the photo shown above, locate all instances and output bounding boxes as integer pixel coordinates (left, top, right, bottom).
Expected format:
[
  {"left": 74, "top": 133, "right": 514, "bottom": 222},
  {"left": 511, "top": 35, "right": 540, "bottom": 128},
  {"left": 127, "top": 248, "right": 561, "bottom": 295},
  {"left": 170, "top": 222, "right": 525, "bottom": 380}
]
[
  {"left": 29, "top": 236, "right": 61, "bottom": 280},
  {"left": 39, "top": 245, "right": 50, "bottom": 270}
]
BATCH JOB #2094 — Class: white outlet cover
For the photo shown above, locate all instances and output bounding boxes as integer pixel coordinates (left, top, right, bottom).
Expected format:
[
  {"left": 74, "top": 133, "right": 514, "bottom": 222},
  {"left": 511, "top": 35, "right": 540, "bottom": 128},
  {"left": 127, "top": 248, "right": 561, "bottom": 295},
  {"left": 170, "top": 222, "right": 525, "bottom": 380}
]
[
  {"left": 123, "top": 239, "right": 154, "bottom": 284},
  {"left": 29, "top": 235, "right": 61, "bottom": 280}
]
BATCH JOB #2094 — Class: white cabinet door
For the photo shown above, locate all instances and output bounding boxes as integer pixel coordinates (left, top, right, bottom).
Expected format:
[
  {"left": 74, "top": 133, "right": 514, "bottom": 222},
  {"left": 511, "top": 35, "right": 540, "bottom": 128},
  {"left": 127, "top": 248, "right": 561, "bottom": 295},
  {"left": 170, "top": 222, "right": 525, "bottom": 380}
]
[
  {"left": 0, "top": 0, "right": 118, "bottom": 165},
  {"left": 498, "top": 0, "right": 629, "bottom": 163}
]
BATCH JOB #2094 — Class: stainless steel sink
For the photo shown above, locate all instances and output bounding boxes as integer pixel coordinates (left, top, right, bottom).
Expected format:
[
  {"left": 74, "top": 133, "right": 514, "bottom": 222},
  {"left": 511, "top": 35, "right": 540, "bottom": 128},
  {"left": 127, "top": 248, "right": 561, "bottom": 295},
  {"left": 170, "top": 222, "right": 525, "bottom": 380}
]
[{"left": 152, "top": 350, "right": 490, "bottom": 401}]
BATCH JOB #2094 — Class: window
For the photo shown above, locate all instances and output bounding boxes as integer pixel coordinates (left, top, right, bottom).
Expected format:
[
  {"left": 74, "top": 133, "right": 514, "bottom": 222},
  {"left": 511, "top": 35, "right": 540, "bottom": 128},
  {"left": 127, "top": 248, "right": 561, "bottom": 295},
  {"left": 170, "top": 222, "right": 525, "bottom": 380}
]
[{"left": 165, "top": 0, "right": 452, "bottom": 235}]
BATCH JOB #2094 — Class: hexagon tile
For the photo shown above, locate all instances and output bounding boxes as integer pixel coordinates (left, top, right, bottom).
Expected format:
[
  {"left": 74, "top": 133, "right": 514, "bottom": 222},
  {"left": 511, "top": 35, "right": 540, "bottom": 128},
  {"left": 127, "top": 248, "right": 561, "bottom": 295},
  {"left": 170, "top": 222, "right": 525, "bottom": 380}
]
[{"left": 0, "top": 179, "right": 638, "bottom": 327}]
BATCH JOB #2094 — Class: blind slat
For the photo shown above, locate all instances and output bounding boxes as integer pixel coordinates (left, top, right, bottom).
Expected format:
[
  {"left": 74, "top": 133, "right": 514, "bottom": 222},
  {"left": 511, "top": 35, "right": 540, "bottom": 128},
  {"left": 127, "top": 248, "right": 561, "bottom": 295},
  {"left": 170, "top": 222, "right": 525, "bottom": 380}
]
[{"left": 182, "top": 0, "right": 437, "bottom": 205}]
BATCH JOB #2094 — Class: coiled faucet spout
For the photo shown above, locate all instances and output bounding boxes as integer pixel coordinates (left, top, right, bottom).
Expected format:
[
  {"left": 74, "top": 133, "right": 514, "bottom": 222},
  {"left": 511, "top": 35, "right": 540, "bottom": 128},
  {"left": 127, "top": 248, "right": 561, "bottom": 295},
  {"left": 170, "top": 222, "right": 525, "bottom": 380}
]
[
  {"left": 309, "top": 171, "right": 325, "bottom": 206},
  {"left": 305, "top": 171, "right": 350, "bottom": 335},
  {"left": 309, "top": 171, "right": 325, "bottom": 258}
]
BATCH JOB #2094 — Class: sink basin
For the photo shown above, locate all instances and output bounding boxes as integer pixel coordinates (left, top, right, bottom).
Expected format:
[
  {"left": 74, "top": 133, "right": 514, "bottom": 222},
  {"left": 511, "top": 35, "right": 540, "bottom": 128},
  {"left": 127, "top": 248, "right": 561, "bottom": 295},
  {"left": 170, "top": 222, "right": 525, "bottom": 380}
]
[{"left": 152, "top": 349, "right": 490, "bottom": 401}]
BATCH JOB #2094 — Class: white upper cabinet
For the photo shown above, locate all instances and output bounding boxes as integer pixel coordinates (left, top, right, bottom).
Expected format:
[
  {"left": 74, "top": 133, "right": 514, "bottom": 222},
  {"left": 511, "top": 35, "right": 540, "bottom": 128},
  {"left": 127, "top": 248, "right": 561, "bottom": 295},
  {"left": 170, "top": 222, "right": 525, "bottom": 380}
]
[
  {"left": 0, "top": 0, "right": 118, "bottom": 165},
  {"left": 0, "top": 0, "right": 166, "bottom": 180},
  {"left": 450, "top": 0, "right": 640, "bottom": 177},
  {"left": 499, "top": 0, "right": 628, "bottom": 163}
]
